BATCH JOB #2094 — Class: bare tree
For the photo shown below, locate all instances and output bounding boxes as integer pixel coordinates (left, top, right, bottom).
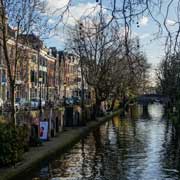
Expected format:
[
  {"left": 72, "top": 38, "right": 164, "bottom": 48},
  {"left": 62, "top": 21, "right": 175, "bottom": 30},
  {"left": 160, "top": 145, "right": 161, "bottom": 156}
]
[
  {"left": 0, "top": 0, "right": 47, "bottom": 125},
  {"left": 154, "top": 0, "right": 180, "bottom": 109},
  {"left": 109, "top": 38, "right": 150, "bottom": 110},
  {"left": 157, "top": 53, "right": 180, "bottom": 104},
  {"left": 67, "top": 10, "right": 149, "bottom": 116},
  {"left": 67, "top": 16, "right": 120, "bottom": 115}
]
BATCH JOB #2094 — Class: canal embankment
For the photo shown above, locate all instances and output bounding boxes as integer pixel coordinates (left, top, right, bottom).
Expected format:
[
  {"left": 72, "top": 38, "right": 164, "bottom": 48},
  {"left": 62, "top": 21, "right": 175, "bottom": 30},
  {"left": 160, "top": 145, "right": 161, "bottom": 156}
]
[{"left": 0, "top": 110, "right": 121, "bottom": 180}]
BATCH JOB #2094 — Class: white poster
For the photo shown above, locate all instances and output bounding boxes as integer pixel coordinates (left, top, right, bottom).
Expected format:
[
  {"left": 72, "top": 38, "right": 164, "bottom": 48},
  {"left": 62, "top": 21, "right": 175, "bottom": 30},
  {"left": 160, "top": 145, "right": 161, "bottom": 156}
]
[{"left": 40, "top": 121, "right": 48, "bottom": 140}]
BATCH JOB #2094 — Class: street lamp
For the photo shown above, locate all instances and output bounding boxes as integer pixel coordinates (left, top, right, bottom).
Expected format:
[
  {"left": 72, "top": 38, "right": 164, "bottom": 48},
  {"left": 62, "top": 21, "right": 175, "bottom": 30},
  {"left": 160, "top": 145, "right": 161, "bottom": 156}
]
[{"left": 39, "top": 77, "right": 43, "bottom": 119}]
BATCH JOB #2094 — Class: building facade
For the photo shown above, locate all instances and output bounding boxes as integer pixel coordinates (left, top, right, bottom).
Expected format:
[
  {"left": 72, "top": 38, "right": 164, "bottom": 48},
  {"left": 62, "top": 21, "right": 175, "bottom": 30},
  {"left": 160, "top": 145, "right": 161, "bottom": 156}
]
[
  {"left": 63, "top": 53, "right": 79, "bottom": 98},
  {"left": 0, "top": 31, "right": 84, "bottom": 105},
  {"left": 0, "top": 13, "right": 7, "bottom": 104},
  {"left": 60, "top": 51, "right": 90, "bottom": 101},
  {"left": 0, "top": 42, "right": 7, "bottom": 104}
]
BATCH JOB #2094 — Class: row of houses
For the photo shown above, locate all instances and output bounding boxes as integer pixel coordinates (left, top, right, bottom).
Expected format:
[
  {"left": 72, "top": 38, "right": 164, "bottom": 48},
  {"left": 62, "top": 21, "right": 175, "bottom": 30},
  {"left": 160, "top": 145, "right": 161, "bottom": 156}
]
[{"left": 0, "top": 32, "right": 87, "bottom": 105}]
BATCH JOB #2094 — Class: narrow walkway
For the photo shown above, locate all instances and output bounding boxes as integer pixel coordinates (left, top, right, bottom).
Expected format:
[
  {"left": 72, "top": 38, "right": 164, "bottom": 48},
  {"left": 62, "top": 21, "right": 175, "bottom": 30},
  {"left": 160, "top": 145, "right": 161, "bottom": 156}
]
[{"left": 0, "top": 111, "right": 120, "bottom": 180}]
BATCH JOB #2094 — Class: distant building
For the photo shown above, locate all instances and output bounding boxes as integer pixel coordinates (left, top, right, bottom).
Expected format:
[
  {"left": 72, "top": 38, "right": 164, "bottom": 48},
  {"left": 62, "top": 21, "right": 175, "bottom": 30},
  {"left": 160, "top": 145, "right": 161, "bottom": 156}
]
[
  {"left": 1, "top": 33, "right": 62, "bottom": 103},
  {"left": 62, "top": 52, "right": 90, "bottom": 100},
  {"left": 64, "top": 53, "right": 79, "bottom": 98},
  {"left": 0, "top": 20, "right": 91, "bottom": 105},
  {"left": 57, "top": 51, "right": 65, "bottom": 99}
]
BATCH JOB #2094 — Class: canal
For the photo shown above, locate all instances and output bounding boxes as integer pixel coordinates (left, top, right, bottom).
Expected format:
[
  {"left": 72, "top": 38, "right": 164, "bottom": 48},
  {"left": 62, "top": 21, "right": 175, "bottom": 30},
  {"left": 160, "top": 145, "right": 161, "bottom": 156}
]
[{"left": 24, "top": 103, "right": 180, "bottom": 180}]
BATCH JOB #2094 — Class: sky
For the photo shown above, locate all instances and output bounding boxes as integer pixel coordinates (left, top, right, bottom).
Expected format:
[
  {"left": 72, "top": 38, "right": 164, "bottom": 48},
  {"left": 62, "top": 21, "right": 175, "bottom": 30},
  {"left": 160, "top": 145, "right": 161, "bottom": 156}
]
[{"left": 44, "top": 0, "right": 179, "bottom": 77}]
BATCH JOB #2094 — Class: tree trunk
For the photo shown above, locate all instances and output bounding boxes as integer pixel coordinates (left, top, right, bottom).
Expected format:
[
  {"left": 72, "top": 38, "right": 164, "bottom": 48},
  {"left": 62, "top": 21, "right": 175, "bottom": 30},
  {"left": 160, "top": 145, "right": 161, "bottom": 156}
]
[
  {"left": 10, "top": 82, "right": 16, "bottom": 125},
  {"left": 110, "top": 97, "right": 116, "bottom": 111},
  {"left": 95, "top": 99, "right": 101, "bottom": 118}
]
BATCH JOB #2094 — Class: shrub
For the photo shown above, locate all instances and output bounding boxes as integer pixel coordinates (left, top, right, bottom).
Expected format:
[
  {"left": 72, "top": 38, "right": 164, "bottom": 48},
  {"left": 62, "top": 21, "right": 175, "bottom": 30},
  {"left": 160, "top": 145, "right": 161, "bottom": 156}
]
[{"left": 0, "top": 123, "right": 29, "bottom": 167}]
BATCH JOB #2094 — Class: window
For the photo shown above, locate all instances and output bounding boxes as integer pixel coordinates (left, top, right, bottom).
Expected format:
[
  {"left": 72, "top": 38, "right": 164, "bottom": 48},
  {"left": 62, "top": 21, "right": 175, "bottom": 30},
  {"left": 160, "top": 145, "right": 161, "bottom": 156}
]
[
  {"left": 31, "top": 70, "right": 35, "bottom": 82},
  {"left": 40, "top": 56, "right": 43, "bottom": 66},
  {"left": 45, "top": 59, "right": 47, "bottom": 66},
  {"left": 34, "top": 72, "right": 37, "bottom": 84},
  {"left": 39, "top": 71, "right": 42, "bottom": 79},
  {"left": 9, "top": 46, "right": 14, "bottom": 58},
  {"left": 32, "top": 55, "right": 37, "bottom": 63}
]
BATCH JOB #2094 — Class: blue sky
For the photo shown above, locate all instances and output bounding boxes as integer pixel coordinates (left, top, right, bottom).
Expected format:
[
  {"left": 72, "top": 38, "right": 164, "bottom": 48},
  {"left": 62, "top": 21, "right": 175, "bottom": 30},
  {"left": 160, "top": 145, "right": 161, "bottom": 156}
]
[{"left": 44, "top": 0, "right": 178, "bottom": 71}]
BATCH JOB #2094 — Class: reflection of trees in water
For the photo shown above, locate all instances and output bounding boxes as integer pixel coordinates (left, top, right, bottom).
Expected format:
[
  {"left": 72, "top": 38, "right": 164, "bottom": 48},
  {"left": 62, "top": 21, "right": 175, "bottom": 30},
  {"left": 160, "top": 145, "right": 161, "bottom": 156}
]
[
  {"left": 72, "top": 120, "right": 125, "bottom": 180},
  {"left": 48, "top": 126, "right": 109, "bottom": 179},
  {"left": 29, "top": 104, "right": 175, "bottom": 180},
  {"left": 128, "top": 105, "right": 140, "bottom": 120},
  {"left": 139, "top": 105, "right": 151, "bottom": 120},
  {"left": 160, "top": 121, "right": 180, "bottom": 177},
  {"left": 102, "top": 119, "right": 120, "bottom": 180},
  {"left": 80, "top": 122, "right": 119, "bottom": 179},
  {"left": 88, "top": 127, "right": 106, "bottom": 179},
  {"left": 80, "top": 139, "right": 86, "bottom": 178},
  {"left": 44, "top": 137, "right": 96, "bottom": 178},
  {"left": 80, "top": 116, "right": 149, "bottom": 180},
  {"left": 47, "top": 114, "right": 180, "bottom": 180},
  {"left": 83, "top": 116, "right": 148, "bottom": 180},
  {"left": 114, "top": 117, "right": 147, "bottom": 180}
]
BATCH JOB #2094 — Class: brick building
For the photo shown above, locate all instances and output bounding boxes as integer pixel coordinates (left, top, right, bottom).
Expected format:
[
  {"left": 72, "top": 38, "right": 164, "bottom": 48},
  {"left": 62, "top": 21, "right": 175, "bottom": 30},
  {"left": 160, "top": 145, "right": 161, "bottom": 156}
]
[
  {"left": 0, "top": 32, "right": 64, "bottom": 104},
  {"left": 63, "top": 53, "right": 79, "bottom": 98},
  {"left": 0, "top": 18, "right": 85, "bottom": 105}
]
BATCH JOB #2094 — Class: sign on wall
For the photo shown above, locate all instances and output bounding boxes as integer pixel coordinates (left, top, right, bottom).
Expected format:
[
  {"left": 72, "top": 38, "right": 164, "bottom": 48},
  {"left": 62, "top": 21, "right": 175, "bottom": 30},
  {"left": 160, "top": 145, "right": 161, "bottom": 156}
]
[{"left": 40, "top": 121, "right": 48, "bottom": 140}]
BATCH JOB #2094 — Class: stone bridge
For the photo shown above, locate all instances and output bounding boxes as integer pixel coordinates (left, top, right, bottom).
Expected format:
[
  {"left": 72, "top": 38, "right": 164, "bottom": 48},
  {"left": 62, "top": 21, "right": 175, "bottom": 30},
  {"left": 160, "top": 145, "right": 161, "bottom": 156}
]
[{"left": 137, "top": 94, "right": 170, "bottom": 105}]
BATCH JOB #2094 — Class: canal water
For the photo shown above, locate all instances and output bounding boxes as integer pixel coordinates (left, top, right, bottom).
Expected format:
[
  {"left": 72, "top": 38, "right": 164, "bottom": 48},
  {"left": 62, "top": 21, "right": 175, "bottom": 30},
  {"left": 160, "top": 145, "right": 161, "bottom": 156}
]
[{"left": 25, "top": 104, "right": 180, "bottom": 180}]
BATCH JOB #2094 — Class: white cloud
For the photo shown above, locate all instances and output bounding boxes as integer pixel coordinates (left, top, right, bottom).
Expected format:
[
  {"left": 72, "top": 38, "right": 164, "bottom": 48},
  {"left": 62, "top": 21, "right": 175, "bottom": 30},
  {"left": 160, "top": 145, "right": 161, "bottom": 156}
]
[
  {"left": 166, "top": 19, "right": 176, "bottom": 26},
  {"left": 139, "top": 33, "right": 150, "bottom": 39},
  {"left": 46, "top": 1, "right": 100, "bottom": 26},
  {"left": 46, "top": 0, "right": 70, "bottom": 11},
  {"left": 63, "top": 3, "right": 99, "bottom": 26},
  {"left": 139, "top": 16, "right": 149, "bottom": 26},
  {"left": 44, "top": 1, "right": 103, "bottom": 48},
  {"left": 48, "top": 19, "right": 55, "bottom": 24}
]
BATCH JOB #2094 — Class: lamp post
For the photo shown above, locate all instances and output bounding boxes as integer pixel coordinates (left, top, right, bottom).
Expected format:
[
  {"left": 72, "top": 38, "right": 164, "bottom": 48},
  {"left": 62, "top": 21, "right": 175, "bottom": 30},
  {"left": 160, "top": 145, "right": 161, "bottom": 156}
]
[{"left": 39, "top": 77, "right": 43, "bottom": 119}]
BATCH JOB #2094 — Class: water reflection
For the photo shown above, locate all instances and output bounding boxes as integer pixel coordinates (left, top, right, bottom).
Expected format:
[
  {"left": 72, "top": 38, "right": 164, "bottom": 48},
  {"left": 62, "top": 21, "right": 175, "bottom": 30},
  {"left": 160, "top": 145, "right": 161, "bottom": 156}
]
[{"left": 25, "top": 103, "right": 180, "bottom": 180}]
